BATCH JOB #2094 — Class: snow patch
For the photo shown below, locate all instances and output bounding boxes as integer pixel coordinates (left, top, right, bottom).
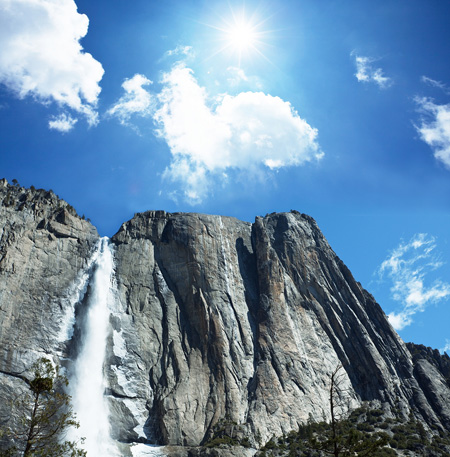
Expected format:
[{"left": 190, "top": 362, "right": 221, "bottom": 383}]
[
  {"left": 112, "top": 365, "right": 136, "bottom": 398},
  {"left": 112, "top": 328, "right": 127, "bottom": 358},
  {"left": 123, "top": 398, "right": 149, "bottom": 438},
  {"left": 130, "top": 444, "right": 166, "bottom": 457}
]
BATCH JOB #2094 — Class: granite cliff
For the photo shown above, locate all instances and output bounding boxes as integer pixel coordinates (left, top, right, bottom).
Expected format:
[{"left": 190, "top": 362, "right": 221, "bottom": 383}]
[{"left": 0, "top": 179, "right": 449, "bottom": 456}]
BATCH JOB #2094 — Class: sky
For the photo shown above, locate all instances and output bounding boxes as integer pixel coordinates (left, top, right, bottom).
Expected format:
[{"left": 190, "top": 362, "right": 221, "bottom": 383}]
[{"left": 0, "top": 0, "right": 450, "bottom": 353}]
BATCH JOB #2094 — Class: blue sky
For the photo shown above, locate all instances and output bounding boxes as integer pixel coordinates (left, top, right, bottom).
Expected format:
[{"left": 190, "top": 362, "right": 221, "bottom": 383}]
[{"left": 1, "top": 0, "right": 450, "bottom": 352}]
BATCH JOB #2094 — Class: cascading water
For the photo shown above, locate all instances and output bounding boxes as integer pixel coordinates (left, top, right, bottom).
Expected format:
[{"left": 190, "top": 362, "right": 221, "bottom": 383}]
[{"left": 69, "top": 237, "right": 117, "bottom": 456}]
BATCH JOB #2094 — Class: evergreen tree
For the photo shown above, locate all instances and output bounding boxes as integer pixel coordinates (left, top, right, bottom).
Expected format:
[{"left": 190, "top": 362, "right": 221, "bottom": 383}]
[{"left": 0, "top": 358, "right": 85, "bottom": 457}]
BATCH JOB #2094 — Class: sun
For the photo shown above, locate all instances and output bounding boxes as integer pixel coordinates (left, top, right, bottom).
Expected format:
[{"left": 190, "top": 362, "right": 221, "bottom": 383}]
[
  {"left": 227, "top": 21, "right": 258, "bottom": 52},
  {"left": 203, "top": 7, "right": 272, "bottom": 66}
]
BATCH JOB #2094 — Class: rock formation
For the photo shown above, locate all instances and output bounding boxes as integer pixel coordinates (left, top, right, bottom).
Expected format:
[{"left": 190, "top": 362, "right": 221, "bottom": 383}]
[
  {"left": 0, "top": 179, "right": 449, "bottom": 456},
  {"left": 0, "top": 179, "right": 98, "bottom": 370}
]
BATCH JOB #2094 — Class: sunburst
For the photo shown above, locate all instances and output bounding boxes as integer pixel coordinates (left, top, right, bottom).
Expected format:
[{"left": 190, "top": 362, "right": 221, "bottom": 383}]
[
  {"left": 202, "top": 7, "right": 273, "bottom": 67},
  {"left": 227, "top": 19, "right": 258, "bottom": 52}
]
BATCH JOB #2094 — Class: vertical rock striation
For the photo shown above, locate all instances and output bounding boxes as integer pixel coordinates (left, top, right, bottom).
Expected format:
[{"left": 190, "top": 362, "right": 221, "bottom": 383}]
[
  {"left": 0, "top": 179, "right": 98, "bottom": 442},
  {"left": 110, "top": 211, "right": 257, "bottom": 446},
  {"left": 110, "top": 210, "right": 450, "bottom": 447},
  {"left": 0, "top": 180, "right": 98, "bottom": 366},
  {"left": 1, "top": 181, "right": 449, "bottom": 455}
]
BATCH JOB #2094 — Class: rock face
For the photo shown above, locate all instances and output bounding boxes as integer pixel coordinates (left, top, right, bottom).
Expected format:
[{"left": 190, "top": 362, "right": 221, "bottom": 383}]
[
  {"left": 407, "top": 342, "right": 450, "bottom": 385},
  {"left": 109, "top": 209, "right": 450, "bottom": 449},
  {"left": 1, "top": 181, "right": 450, "bottom": 456},
  {"left": 406, "top": 343, "right": 450, "bottom": 431},
  {"left": 0, "top": 180, "right": 99, "bottom": 450},
  {"left": 0, "top": 180, "right": 98, "bottom": 369}
]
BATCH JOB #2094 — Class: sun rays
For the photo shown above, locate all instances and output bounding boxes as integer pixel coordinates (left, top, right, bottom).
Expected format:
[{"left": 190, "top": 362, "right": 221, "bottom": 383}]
[
  {"left": 201, "top": 6, "right": 274, "bottom": 67},
  {"left": 227, "top": 20, "right": 258, "bottom": 52}
]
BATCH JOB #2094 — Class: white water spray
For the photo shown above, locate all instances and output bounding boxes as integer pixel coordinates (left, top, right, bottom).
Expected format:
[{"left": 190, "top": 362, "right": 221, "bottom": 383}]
[{"left": 69, "top": 237, "right": 117, "bottom": 456}]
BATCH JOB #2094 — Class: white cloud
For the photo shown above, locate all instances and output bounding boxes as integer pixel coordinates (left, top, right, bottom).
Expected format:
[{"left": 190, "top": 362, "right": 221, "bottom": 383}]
[
  {"left": 353, "top": 55, "right": 392, "bottom": 89},
  {"left": 441, "top": 339, "right": 450, "bottom": 355},
  {"left": 48, "top": 113, "right": 78, "bottom": 132},
  {"left": 415, "top": 97, "right": 450, "bottom": 169},
  {"left": 107, "top": 74, "right": 154, "bottom": 125},
  {"left": 227, "top": 66, "right": 248, "bottom": 85},
  {"left": 226, "top": 66, "right": 262, "bottom": 89},
  {"left": 165, "top": 45, "right": 193, "bottom": 57},
  {"left": 421, "top": 76, "right": 450, "bottom": 94},
  {"left": 153, "top": 64, "right": 323, "bottom": 203},
  {"left": 0, "top": 0, "right": 104, "bottom": 126},
  {"left": 378, "top": 234, "right": 450, "bottom": 331}
]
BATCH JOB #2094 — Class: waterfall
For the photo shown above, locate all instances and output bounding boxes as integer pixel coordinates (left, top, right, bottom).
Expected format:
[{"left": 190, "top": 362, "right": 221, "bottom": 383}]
[{"left": 69, "top": 237, "right": 117, "bottom": 456}]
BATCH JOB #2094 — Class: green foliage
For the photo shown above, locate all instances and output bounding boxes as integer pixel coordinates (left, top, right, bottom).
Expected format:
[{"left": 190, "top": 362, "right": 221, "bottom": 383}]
[
  {"left": 241, "top": 437, "right": 252, "bottom": 448},
  {"left": 205, "top": 436, "right": 239, "bottom": 448},
  {"left": 203, "top": 417, "right": 251, "bottom": 449},
  {"left": 65, "top": 204, "right": 77, "bottom": 217},
  {"left": 0, "top": 358, "right": 86, "bottom": 457},
  {"left": 255, "top": 364, "right": 450, "bottom": 457},
  {"left": 3, "top": 191, "right": 14, "bottom": 208},
  {"left": 257, "top": 406, "right": 450, "bottom": 457},
  {"left": 264, "top": 438, "right": 276, "bottom": 450},
  {"left": 258, "top": 367, "right": 390, "bottom": 457},
  {"left": 0, "top": 446, "right": 17, "bottom": 457},
  {"left": 259, "top": 415, "right": 389, "bottom": 457}
]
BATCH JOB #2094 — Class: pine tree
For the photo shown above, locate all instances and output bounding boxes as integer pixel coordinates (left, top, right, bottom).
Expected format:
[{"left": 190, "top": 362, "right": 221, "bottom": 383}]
[{"left": 0, "top": 358, "right": 86, "bottom": 457}]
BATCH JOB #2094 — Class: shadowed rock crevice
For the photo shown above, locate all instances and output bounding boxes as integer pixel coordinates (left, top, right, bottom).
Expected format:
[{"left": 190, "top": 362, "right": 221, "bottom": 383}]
[
  {"left": 111, "top": 209, "right": 450, "bottom": 446},
  {"left": 1, "top": 181, "right": 450, "bottom": 455}
]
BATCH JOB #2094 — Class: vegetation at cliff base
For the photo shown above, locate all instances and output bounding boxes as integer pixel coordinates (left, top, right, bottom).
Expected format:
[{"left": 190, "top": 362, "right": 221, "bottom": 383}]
[
  {"left": 255, "top": 405, "right": 450, "bottom": 457},
  {"left": 203, "top": 417, "right": 252, "bottom": 449},
  {"left": 0, "top": 358, "right": 85, "bottom": 457},
  {"left": 202, "top": 365, "right": 450, "bottom": 457}
]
